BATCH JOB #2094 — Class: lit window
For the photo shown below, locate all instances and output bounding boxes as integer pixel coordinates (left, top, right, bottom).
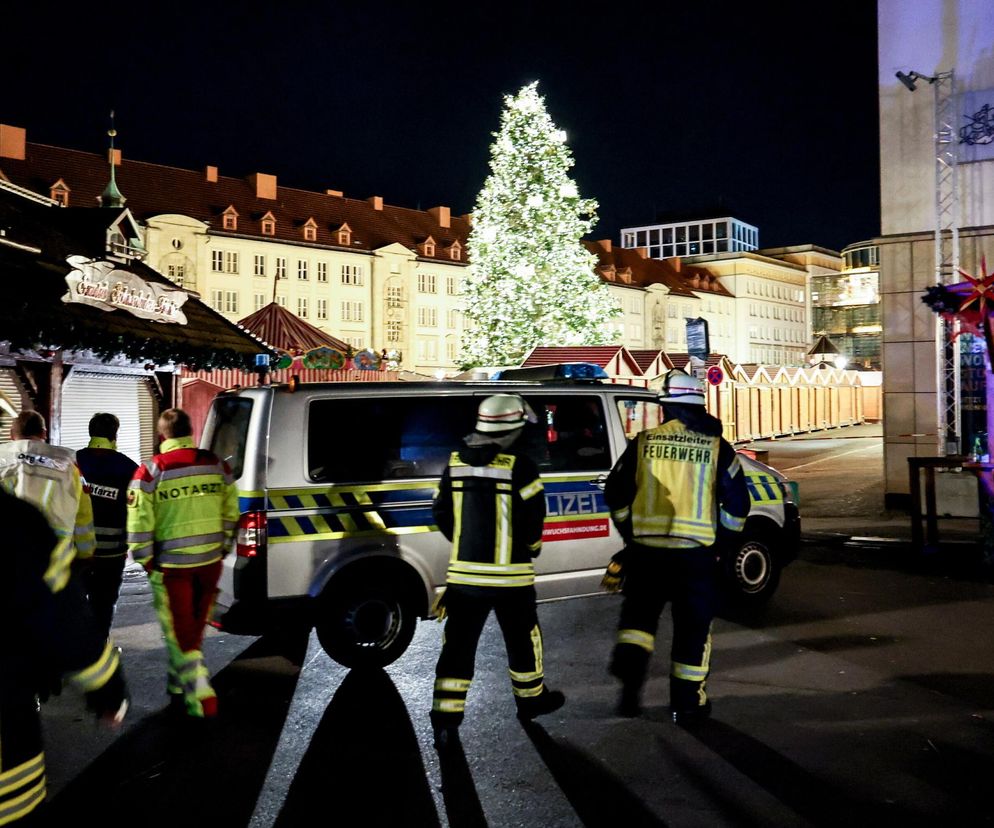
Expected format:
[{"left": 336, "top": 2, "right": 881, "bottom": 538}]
[
  {"left": 261, "top": 213, "right": 276, "bottom": 236},
  {"left": 303, "top": 220, "right": 317, "bottom": 242},
  {"left": 222, "top": 207, "right": 238, "bottom": 231},
  {"left": 387, "top": 321, "right": 402, "bottom": 342},
  {"left": 224, "top": 291, "right": 239, "bottom": 314},
  {"left": 224, "top": 252, "right": 238, "bottom": 274},
  {"left": 50, "top": 180, "right": 70, "bottom": 206},
  {"left": 337, "top": 224, "right": 351, "bottom": 246}
]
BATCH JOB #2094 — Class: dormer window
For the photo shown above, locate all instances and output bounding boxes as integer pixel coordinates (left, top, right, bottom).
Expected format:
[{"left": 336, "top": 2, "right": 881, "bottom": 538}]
[
  {"left": 337, "top": 223, "right": 352, "bottom": 246},
  {"left": 261, "top": 211, "right": 276, "bottom": 236},
  {"left": 447, "top": 241, "right": 462, "bottom": 262},
  {"left": 419, "top": 236, "right": 436, "bottom": 258},
  {"left": 303, "top": 217, "right": 317, "bottom": 242},
  {"left": 222, "top": 205, "right": 238, "bottom": 231},
  {"left": 50, "top": 179, "right": 70, "bottom": 207}
]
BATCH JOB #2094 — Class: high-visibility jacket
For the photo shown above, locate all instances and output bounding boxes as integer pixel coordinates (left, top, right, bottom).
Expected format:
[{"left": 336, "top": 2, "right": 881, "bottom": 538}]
[
  {"left": 0, "top": 490, "right": 123, "bottom": 827},
  {"left": 126, "top": 437, "right": 238, "bottom": 569},
  {"left": 605, "top": 419, "right": 749, "bottom": 549},
  {"left": 77, "top": 438, "right": 139, "bottom": 559},
  {"left": 0, "top": 439, "right": 96, "bottom": 593},
  {"left": 433, "top": 443, "right": 545, "bottom": 588}
]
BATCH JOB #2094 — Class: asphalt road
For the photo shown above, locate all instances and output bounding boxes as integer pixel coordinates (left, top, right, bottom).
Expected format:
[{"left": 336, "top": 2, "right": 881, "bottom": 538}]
[{"left": 40, "top": 426, "right": 994, "bottom": 827}]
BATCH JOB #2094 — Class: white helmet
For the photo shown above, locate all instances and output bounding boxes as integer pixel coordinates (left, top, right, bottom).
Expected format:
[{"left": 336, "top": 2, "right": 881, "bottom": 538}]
[
  {"left": 658, "top": 370, "right": 706, "bottom": 406},
  {"left": 476, "top": 394, "right": 537, "bottom": 433}
]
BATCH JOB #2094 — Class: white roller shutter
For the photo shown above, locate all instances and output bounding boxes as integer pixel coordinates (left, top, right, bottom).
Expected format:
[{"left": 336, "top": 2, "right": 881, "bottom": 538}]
[
  {"left": 0, "top": 369, "right": 28, "bottom": 442},
  {"left": 61, "top": 373, "right": 157, "bottom": 465}
]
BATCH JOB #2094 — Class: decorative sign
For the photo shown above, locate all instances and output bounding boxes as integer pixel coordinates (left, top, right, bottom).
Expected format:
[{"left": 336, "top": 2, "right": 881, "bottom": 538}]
[
  {"left": 353, "top": 348, "right": 382, "bottom": 370},
  {"left": 959, "top": 90, "right": 994, "bottom": 163},
  {"left": 303, "top": 346, "right": 346, "bottom": 370},
  {"left": 62, "top": 256, "right": 188, "bottom": 324},
  {"left": 686, "top": 317, "right": 710, "bottom": 361},
  {"left": 706, "top": 365, "right": 725, "bottom": 386}
]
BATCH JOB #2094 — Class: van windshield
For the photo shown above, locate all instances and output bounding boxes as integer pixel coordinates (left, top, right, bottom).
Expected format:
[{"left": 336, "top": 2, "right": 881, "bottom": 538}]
[{"left": 206, "top": 396, "right": 253, "bottom": 479}]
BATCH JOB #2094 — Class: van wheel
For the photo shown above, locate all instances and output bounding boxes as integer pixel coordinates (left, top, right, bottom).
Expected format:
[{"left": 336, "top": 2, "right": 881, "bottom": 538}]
[
  {"left": 315, "top": 580, "right": 417, "bottom": 669},
  {"left": 722, "top": 527, "right": 781, "bottom": 614}
]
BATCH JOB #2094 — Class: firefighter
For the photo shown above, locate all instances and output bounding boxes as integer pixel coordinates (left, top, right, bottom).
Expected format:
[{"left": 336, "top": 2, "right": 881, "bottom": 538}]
[
  {"left": 76, "top": 413, "right": 138, "bottom": 638},
  {"left": 604, "top": 370, "right": 749, "bottom": 724},
  {"left": 0, "top": 411, "right": 95, "bottom": 594},
  {"left": 430, "top": 394, "right": 565, "bottom": 750},
  {"left": 0, "top": 489, "right": 129, "bottom": 826},
  {"left": 126, "top": 408, "right": 238, "bottom": 720}
]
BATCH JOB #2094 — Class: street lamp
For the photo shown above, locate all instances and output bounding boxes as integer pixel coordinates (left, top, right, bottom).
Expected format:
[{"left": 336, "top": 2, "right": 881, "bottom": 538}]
[{"left": 895, "top": 70, "right": 937, "bottom": 92}]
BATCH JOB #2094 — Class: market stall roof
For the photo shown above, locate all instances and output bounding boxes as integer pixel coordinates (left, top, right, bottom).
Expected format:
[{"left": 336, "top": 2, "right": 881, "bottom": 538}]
[
  {"left": 0, "top": 186, "right": 274, "bottom": 369},
  {"left": 238, "top": 302, "right": 350, "bottom": 353}
]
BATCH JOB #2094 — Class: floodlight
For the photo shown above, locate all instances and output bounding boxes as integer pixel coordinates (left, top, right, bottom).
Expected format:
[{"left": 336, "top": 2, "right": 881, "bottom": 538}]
[{"left": 896, "top": 69, "right": 938, "bottom": 93}]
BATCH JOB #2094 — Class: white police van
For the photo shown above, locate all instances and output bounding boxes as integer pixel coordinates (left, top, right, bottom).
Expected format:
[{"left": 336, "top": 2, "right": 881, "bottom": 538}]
[{"left": 202, "top": 366, "right": 799, "bottom": 668}]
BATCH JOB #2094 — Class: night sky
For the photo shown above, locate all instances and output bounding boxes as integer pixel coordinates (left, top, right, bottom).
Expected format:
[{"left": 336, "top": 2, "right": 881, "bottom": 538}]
[{"left": 7, "top": 1, "right": 879, "bottom": 252}]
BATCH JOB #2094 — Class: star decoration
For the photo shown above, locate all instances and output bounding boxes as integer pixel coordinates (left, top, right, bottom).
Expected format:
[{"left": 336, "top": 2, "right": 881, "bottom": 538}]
[{"left": 956, "top": 256, "right": 994, "bottom": 317}]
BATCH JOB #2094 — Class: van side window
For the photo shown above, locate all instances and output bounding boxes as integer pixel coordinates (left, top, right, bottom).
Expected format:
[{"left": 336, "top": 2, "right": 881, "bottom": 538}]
[
  {"left": 206, "top": 397, "right": 253, "bottom": 479},
  {"left": 615, "top": 399, "right": 665, "bottom": 441},
  {"left": 519, "top": 395, "right": 611, "bottom": 472},
  {"left": 308, "top": 397, "right": 480, "bottom": 482}
]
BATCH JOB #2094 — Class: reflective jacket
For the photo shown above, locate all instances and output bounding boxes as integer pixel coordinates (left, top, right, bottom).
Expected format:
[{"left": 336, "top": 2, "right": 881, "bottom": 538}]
[
  {"left": 77, "top": 438, "right": 139, "bottom": 559},
  {"left": 433, "top": 442, "right": 545, "bottom": 589},
  {"left": 0, "top": 439, "right": 96, "bottom": 593},
  {"left": 605, "top": 418, "right": 749, "bottom": 549},
  {"left": 0, "top": 490, "right": 122, "bottom": 826},
  {"left": 126, "top": 437, "right": 238, "bottom": 570}
]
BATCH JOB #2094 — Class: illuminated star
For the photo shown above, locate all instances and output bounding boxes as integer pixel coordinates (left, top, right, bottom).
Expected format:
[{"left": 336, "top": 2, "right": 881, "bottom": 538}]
[{"left": 956, "top": 256, "right": 994, "bottom": 316}]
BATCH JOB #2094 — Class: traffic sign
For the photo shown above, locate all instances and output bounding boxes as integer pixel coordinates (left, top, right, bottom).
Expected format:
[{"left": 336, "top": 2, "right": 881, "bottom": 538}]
[{"left": 706, "top": 365, "right": 724, "bottom": 386}]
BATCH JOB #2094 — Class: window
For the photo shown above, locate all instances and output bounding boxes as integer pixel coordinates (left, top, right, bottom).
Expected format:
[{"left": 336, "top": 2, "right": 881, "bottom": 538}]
[
  {"left": 254, "top": 255, "right": 266, "bottom": 277},
  {"left": 346, "top": 336, "right": 363, "bottom": 349},
  {"left": 298, "top": 297, "right": 308, "bottom": 317},
  {"left": 341, "top": 301, "right": 364, "bottom": 322},
  {"left": 261, "top": 214, "right": 276, "bottom": 236},
  {"left": 341, "top": 264, "right": 363, "bottom": 285},
  {"left": 615, "top": 398, "right": 664, "bottom": 441},
  {"left": 418, "top": 273, "right": 437, "bottom": 294},
  {"left": 222, "top": 209, "right": 237, "bottom": 231},
  {"left": 387, "top": 321, "right": 402, "bottom": 342},
  {"left": 51, "top": 185, "right": 69, "bottom": 206},
  {"left": 337, "top": 224, "right": 351, "bottom": 246},
  {"left": 446, "top": 275, "right": 459, "bottom": 295},
  {"left": 418, "top": 306, "right": 437, "bottom": 327},
  {"left": 224, "top": 291, "right": 239, "bottom": 314},
  {"left": 449, "top": 243, "right": 461, "bottom": 261},
  {"left": 446, "top": 339, "right": 458, "bottom": 361},
  {"left": 276, "top": 295, "right": 287, "bottom": 307},
  {"left": 303, "top": 221, "right": 317, "bottom": 242},
  {"left": 667, "top": 305, "right": 677, "bottom": 318},
  {"left": 387, "top": 286, "right": 404, "bottom": 307},
  {"left": 254, "top": 293, "right": 266, "bottom": 311},
  {"left": 630, "top": 297, "right": 642, "bottom": 314},
  {"left": 205, "top": 397, "right": 253, "bottom": 480},
  {"left": 167, "top": 264, "right": 185, "bottom": 285},
  {"left": 317, "top": 298, "right": 328, "bottom": 320},
  {"left": 210, "top": 289, "right": 223, "bottom": 310},
  {"left": 416, "top": 339, "right": 438, "bottom": 361},
  {"left": 275, "top": 257, "right": 287, "bottom": 279},
  {"left": 422, "top": 240, "right": 436, "bottom": 257},
  {"left": 317, "top": 262, "right": 328, "bottom": 282},
  {"left": 447, "top": 309, "right": 460, "bottom": 329},
  {"left": 298, "top": 260, "right": 308, "bottom": 280},
  {"left": 211, "top": 250, "right": 224, "bottom": 273},
  {"left": 223, "top": 252, "right": 239, "bottom": 274}
]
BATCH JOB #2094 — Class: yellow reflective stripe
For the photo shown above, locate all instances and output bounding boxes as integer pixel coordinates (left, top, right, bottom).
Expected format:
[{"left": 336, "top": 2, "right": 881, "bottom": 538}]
[
  {"left": 513, "top": 685, "right": 544, "bottom": 698},
  {"left": 0, "top": 753, "right": 44, "bottom": 797},
  {"left": 268, "top": 525, "right": 434, "bottom": 544},
  {"left": 612, "top": 506, "right": 631, "bottom": 522},
  {"left": 434, "top": 678, "right": 472, "bottom": 693},
  {"left": 329, "top": 493, "right": 359, "bottom": 532},
  {"left": 354, "top": 491, "right": 387, "bottom": 530},
  {"left": 446, "top": 572, "right": 535, "bottom": 588},
  {"left": 43, "top": 536, "right": 74, "bottom": 593},
  {"left": 309, "top": 514, "right": 333, "bottom": 534},
  {"left": 65, "top": 640, "right": 119, "bottom": 692},
  {"left": 672, "top": 661, "right": 708, "bottom": 681},
  {"left": 720, "top": 510, "right": 746, "bottom": 531},
  {"left": 0, "top": 775, "right": 46, "bottom": 824},
  {"left": 509, "top": 668, "right": 542, "bottom": 683},
  {"left": 496, "top": 489, "right": 511, "bottom": 565},
  {"left": 618, "top": 629, "right": 655, "bottom": 652},
  {"left": 449, "top": 561, "right": 534, "bottom": 574},
  {"left": 527, "top": 539, "right": 542, "bottom": 553},
  {"left": 451, "top": 490, "right": 463, "bottom": 563},
  {"left": 432, "top": 698, "right": 466, "bottom": 713},
  {"left": 531, "top": 624, "right": 544, "bottom": 675},
  {"left": 520, "top": 479, "right": 543, "bottom": 501}
]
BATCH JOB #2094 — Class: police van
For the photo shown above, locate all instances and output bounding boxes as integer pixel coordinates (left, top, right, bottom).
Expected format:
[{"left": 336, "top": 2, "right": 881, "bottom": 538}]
[{"left": 202, "top": 369, "right": 800, "bottom": 668}]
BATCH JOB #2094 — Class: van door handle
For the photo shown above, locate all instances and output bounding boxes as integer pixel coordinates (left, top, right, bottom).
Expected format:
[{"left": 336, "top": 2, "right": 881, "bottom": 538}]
[{"left": 594, "top": 473, "right": 608, "bottom": 490}]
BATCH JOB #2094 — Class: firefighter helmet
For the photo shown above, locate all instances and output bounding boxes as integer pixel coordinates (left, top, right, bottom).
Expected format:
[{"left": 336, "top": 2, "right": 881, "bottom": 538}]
[
  {"left": 658, "top": 370, "right": 706, "bottom": 406},
  {"left": 476, "top": 394, "right": 537, "bottom": 433}
]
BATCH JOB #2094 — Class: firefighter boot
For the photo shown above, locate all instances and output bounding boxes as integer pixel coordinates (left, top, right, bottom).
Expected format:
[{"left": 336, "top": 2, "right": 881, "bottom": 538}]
[
  {"left": 616, "top": 684, "right": 642, "bottom": 718},
  {"left": 670, "top": 700, "right": 712, "bottom": 727},
  {"left": 431, "top": 711, "right": 460, "bottom": 752},
  {"left": 516, "top": 688, "right": 566, "bottom": 721}
]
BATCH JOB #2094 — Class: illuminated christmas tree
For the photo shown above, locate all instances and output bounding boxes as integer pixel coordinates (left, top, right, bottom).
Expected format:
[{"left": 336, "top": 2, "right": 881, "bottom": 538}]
[{"left": 460, "top": 82, "right": 621, "bottom": 367}]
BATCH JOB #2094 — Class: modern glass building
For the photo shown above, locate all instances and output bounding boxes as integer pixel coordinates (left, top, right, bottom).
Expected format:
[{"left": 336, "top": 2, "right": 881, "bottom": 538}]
[
  {"left": 810, "top": 241, "right": 881, "bottom": 369},
  {"left": 620, "top": 216, "right": 758, "bottom": 259}
]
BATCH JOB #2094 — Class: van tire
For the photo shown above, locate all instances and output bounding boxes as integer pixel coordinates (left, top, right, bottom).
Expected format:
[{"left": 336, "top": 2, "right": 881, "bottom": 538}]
[
  {"left": 315, "top": 577, "right": 418, "bottom": 668},
  {"left": 721, "top": 521, "right": 782, "bottom": 615}
]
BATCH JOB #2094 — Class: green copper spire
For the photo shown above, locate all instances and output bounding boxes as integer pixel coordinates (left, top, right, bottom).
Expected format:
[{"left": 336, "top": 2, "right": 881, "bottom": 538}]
[{"left": 99, "top": 111, "right": 126, "bottom": 208}]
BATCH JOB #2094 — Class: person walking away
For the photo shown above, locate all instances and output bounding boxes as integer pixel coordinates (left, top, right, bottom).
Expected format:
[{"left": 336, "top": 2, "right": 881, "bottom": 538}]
[
  {"left": 0, "top": 489, "right": 129, "bottom": 827},
  {"left": 75, "top": 413, "right": 139, "bottom": 638},
  {"left": 126, "top": 408, "right": 238, "bottom": 721},
  {"left": 430, "top": 394, "right": 565, "bottom": 750},
  {"left": 604, "top": 370, "right": 749, "bottom": 724},
  {"left": 0, "top": 411, "right": 95, "bottom": 594}
]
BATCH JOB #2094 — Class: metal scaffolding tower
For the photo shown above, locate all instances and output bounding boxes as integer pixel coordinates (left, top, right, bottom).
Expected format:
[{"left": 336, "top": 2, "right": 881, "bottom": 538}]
[
  {"left": 932, "top": 70, "right": 961, "bottom": 455},
  {"left": 898, "top": 67, "right": 963, "bottom": 454}
]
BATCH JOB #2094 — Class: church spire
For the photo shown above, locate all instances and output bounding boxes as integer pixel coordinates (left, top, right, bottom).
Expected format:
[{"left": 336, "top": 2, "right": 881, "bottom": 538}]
[{"left": 99, "top": 111, "right": 126, "bottom": 208}]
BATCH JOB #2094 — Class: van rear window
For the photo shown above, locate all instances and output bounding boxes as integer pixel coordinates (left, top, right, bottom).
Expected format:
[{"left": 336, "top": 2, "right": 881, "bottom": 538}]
[{"left": 206, "top": 397, "right": 253, "bottom": 479}]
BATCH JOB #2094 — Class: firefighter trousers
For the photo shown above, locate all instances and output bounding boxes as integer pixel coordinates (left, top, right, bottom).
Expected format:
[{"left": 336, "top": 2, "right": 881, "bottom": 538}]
[
  {"left": 431, "top": 585, "right": 549, "bottom": 727},
  {"left": 81, "top": 555, "right": 126, "bottom": 639},
  {"left": 610, "top": 544, "right": 719, "bottom": 711},
  {"left": 148, "top": 560, "right": 222, "bottom": 718}
]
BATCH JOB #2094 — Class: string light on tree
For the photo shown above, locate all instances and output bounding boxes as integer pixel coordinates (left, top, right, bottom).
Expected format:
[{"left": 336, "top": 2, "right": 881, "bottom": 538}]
[{"left": 460, "top": 82, "right": 621, "bottom": 367}]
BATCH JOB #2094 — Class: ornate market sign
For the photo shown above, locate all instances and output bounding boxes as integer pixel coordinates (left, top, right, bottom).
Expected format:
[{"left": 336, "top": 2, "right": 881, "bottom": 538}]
[{"left": 62, "top": 255, "right": 188, "bottom": 324}]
